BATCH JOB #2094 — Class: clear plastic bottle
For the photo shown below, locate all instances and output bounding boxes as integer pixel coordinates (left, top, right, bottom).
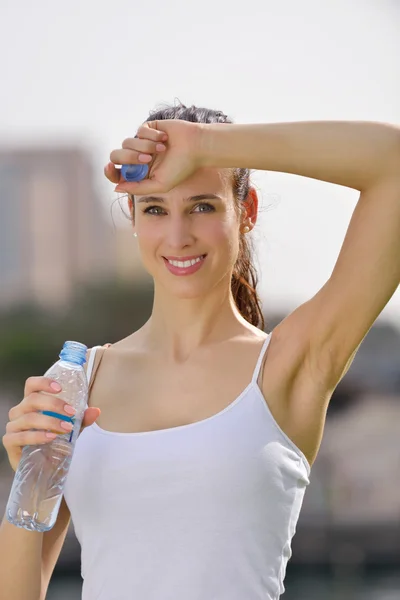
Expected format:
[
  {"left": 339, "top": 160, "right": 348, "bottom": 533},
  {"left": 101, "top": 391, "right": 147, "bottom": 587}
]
[{"left": 6, "top": 341, "right": 88, "bottom": 532}]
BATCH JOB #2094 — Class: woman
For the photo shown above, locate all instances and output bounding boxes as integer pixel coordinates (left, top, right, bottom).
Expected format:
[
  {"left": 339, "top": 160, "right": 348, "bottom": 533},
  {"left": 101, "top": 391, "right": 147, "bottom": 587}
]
[{"left": 1, "top": 103, "right": 399, "bottom": 599}]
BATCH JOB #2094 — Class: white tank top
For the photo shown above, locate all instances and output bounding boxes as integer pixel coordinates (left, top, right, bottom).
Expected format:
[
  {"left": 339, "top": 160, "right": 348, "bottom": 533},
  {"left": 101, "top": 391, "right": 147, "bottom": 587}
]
[{"left": 64, "top": 334, "right": 311, "bottom": 599}]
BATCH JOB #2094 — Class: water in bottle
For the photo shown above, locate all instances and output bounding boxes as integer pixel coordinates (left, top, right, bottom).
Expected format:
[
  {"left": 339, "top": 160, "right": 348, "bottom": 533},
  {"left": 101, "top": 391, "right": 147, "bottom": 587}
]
[{"left": 6, "top": 341, "right": 88, "bottom": 532}]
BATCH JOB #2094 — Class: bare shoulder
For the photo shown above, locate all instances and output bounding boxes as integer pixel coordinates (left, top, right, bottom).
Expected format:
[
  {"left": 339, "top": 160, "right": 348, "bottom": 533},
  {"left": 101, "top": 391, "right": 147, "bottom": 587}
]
[{"left": 260, "top": 307, "right": 338, "bottom": 468}]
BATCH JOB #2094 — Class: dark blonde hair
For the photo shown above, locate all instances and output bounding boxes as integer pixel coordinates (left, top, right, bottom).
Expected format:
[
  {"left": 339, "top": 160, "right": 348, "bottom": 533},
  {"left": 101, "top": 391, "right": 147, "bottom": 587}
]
[{"left": 133, "top": 102, "right": 264, "bottom": 330}]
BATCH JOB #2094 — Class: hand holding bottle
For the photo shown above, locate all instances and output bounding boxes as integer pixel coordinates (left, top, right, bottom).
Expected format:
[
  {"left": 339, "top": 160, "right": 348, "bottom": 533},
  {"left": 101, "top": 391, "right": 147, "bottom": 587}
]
[
  {"left": 105, "top": 119, "right": 206, "bottom": 196},
  {"left": 3, "top": 376, "right": 100, "bottom": 472}
]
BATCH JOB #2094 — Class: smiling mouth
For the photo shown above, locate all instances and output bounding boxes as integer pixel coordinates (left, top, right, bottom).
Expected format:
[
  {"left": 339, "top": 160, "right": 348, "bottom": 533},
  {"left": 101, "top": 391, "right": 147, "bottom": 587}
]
[
  {"left": 162, "top": 254, "right": 207, "bottom": 276},
  {"left": 164, "top": 255, "right": 206, "bottom": 268}
]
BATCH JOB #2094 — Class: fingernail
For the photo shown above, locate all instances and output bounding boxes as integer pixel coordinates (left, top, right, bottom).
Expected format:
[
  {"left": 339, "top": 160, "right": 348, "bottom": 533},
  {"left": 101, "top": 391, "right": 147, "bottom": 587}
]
[
  {"left": 64, "top": 404, "right": 76, "bottom": 415},
  {"left": 61, "top": 421, "right": 73, "bottom": 431},
  {"left": 51, "top": 382, "right": 62, "bottom": 392},
  {"left": 156, "top": 144, "right": 166, "bottom": 152},
  {"left": 46, "top": 432, "right": 57, "bottom": 439},
  {"left": 138, "top": 154, "right": 152, "bottom": 163}
]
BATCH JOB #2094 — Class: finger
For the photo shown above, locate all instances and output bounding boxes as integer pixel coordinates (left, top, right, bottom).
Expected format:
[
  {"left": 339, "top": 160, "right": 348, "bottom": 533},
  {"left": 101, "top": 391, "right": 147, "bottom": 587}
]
[
  {"left": 115, "top": 176, "right": 169, "bottom": 196},
  {"left": 110, "top": 138, "right": 167, "bottom": 168},
  {"left": 110, "top": 149, "right": 153, "bottom": 167},
  {"left": 23, "top": 376, "right": 63, "bottom": 398},
  {"left": 136, "top": 123, "right": 168, "bottom": 142},
  {"left": 81, "top": 407, "right": 101, "bottom": 430},
  {"left": 121, "top": 138, "right": 166, "bottom": 154},
  {"left": 3, "top": 430, "right": 59, "bottom": 449},
  {"left": 10, "top": 392, "right": 74, "bottom": 421},
  {"left": 104, "top": 162, "right": 122, "bottom": 184},
  {"left": 6, "top": 412, "right": 73, "bottom": 435}
]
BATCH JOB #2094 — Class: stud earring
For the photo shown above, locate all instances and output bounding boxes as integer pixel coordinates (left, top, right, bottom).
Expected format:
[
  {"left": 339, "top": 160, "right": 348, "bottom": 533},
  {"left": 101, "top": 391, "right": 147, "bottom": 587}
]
[
  {"left": 242, "top": 225, "right": 250, "bottom": 234},
  {"left": 133, "top": 232, "right": 137, "bottom": 238}
]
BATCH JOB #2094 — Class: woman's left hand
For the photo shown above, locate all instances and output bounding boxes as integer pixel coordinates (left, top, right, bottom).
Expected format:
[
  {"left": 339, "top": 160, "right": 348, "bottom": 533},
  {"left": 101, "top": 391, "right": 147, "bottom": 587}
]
[{"left": 105, "top": 119, "right": 206, "bottom": 195}]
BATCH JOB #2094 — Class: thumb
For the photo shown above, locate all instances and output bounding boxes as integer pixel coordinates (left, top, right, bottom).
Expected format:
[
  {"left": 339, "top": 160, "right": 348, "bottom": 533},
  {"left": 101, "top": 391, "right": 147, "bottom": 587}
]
[
  {"left": 81, "top": 406, "right": 101, "bottom": 430},
  {"left": 115, "top": 174, "right": 168, "bottom": 196}
]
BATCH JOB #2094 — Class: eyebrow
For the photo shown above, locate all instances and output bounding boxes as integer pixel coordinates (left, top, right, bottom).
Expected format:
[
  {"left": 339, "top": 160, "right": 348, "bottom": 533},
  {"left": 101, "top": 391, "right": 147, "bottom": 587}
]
[{"left": 137, "top": 194, "right": 223, "bottom": 204}]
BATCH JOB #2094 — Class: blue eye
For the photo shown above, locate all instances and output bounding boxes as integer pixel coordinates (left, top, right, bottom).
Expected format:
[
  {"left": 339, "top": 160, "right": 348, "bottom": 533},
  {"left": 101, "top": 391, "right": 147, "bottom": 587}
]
[
  {"left": 143, "top": 206, "right": 165, "bottom": 215},
  {"left": 193, "top": 203, "right": 215, "bottom": 213}
]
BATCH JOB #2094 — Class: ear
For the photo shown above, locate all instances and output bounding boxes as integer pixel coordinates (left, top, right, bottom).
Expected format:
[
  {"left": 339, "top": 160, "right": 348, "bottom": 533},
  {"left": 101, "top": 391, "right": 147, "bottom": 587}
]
[{"left": 242, "top": 187, "right": 258, "bottom": 229}]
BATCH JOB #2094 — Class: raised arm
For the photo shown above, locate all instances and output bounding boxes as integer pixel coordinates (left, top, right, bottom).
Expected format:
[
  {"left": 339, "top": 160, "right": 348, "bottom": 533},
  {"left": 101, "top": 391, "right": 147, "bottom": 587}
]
[{"left": 203, "top": 120, "right": 400, "bottom": 382}]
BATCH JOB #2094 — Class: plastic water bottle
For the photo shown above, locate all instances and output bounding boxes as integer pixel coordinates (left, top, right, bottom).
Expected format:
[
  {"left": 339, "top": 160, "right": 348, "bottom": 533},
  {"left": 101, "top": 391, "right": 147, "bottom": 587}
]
[
  {"left": 121, "top": 164, "right": 149, "bottom": 182},
  {"left": 6, "top": 341, "right": 88, "bottom": 532}
]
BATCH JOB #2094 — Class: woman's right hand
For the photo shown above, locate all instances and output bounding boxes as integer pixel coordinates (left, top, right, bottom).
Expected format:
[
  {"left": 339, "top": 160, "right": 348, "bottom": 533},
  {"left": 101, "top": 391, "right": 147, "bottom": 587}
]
[
  {"left": 106, "top": 119, "right": 206, "bottom": 196},
  {"left": 2, "top": 377, "right": 100, "bottom": 472}
]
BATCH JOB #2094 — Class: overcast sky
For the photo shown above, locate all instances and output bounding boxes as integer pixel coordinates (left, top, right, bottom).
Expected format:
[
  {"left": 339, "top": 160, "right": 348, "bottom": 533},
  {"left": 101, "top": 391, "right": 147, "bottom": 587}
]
[{"left": 1, "top": 0, "right": 399, "bottom": 328}]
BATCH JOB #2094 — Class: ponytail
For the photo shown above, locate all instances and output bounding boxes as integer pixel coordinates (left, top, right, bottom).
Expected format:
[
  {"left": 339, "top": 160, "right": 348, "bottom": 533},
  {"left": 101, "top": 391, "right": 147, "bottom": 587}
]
[{"left": 228, "top": 167, "right": 264, "bottom": 329}]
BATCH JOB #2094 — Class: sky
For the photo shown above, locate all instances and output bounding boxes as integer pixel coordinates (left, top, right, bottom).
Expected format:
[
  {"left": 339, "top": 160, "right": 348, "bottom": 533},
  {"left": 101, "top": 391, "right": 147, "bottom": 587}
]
[{"left": 1, "top": 0, "right": 399, "bottom": 327}]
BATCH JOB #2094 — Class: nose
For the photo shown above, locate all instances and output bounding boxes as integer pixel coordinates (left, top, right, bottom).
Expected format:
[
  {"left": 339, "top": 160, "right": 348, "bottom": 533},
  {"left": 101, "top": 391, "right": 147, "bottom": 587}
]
[{"left": 165, "top": 214, "right": 194, "bottom": 250}]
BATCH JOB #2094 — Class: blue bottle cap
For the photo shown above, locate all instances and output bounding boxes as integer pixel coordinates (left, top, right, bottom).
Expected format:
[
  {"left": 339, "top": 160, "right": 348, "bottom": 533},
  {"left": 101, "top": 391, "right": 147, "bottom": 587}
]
[
  {"left": 121, "top": 164, "right": 149, "bottom": 182},
  {"left": 59, "top": 341, "right": 87, "bottom": 366}
]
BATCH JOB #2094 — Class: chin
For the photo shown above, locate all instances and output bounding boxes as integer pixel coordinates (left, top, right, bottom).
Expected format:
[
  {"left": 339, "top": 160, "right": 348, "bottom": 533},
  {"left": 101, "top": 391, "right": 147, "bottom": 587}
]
[
  {"left": 158, "top": 270, "right": 232, "bottom": 302},
  {"left": 162, "top": 279, "right": 211, "bottom": 300},
  {"left": 148, "top": 258, "right": 232, "bottom": 300}
]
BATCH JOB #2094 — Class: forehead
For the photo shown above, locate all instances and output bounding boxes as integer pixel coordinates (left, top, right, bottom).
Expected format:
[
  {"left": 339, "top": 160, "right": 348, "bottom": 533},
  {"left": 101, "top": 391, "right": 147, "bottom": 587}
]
[{"left": 136, "top": 167, "right": 233, "bottom": 203}]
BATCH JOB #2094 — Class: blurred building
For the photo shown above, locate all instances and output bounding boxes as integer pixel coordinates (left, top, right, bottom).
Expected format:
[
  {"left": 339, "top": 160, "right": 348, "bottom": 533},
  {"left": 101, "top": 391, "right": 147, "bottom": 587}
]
[
  {"left": 301, "top": 393, "right": 400, "bottom": 525},
  {"left": 0, "top": 147, "right": 146, "bottom": 311}
]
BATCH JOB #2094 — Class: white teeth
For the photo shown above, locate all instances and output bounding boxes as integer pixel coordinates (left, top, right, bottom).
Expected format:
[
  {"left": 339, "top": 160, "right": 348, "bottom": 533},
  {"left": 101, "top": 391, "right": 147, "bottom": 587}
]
[{"left": 168, "top": 256, "right": 204, "bottom": 268}]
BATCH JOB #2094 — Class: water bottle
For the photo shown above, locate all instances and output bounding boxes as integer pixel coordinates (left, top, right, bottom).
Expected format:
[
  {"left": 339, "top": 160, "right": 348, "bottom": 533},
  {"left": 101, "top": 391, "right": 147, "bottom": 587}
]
[
  {"left": 121, "top": 164, "right": 149, "bottom": 182},
  {"left": 6, "top": 341, "right": 88, "bottom": 532}
]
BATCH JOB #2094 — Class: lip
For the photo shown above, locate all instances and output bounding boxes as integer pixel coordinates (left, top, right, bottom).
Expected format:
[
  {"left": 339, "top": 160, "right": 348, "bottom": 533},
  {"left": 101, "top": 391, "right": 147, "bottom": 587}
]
[{"left": 162, "top": 254, "right": 206, "bottom": 276}]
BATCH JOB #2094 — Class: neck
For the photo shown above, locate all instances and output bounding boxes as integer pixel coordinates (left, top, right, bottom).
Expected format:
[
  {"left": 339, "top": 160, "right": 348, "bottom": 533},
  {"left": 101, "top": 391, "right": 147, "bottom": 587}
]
[{"left": 141, "top": 280, "right": 249, "bottom": 361}]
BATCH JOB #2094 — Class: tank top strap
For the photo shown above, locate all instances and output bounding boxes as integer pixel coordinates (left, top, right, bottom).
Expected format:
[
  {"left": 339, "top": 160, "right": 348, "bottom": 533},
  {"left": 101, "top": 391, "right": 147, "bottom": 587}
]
[
  {"left": 85, "top": 346, "right": 102, "bottom": 386},
  {"left": 251, "top": 333, "right": 272, "bottom": 385},
  {"left": 86, "top": 345, "right": 111, "bottom": 391}
]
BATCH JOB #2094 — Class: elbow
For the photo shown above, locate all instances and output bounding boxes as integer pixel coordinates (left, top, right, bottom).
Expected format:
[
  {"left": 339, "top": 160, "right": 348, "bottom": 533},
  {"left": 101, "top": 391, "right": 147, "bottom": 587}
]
[
  {"left": 365, "top": 124, "right": 400, "bottom": 190},
  {"left": 381, "top": 126, "right": 400, "bottom": 181}
]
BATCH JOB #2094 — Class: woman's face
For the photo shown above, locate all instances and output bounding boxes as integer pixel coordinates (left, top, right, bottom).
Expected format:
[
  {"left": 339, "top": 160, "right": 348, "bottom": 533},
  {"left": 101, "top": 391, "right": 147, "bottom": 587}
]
[{"left": 130, "top": 167, "right": 248, "bottom": 300}]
